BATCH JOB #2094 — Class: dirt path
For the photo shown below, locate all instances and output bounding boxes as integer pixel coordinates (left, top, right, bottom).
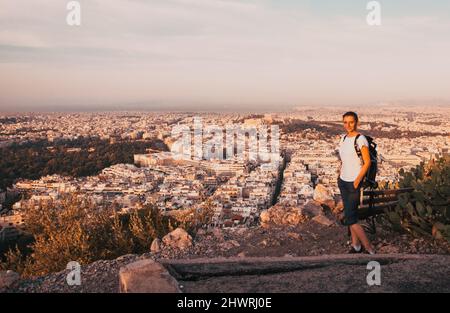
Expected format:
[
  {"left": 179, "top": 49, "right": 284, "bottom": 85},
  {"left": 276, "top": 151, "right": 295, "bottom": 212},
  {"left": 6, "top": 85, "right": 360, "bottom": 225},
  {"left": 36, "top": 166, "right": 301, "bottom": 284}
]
[{"left": 165, "top": 254, "right": 450, "bottom": 293}]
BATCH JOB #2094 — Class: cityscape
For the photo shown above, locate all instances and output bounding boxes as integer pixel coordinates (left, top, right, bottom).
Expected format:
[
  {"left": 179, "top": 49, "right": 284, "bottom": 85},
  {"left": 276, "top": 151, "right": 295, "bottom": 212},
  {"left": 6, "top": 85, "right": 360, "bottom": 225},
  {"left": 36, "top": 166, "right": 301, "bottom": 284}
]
[{"left": 2, "top": 105, "right": 449, "bottom": 239}]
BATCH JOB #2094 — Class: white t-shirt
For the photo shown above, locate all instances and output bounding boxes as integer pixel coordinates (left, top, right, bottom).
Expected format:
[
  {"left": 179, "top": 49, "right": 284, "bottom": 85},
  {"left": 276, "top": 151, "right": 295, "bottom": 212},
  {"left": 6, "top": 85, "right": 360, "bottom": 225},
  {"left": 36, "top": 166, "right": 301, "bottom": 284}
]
[{"left": 337, "top": 134, "right": 369, "bottom": 182}]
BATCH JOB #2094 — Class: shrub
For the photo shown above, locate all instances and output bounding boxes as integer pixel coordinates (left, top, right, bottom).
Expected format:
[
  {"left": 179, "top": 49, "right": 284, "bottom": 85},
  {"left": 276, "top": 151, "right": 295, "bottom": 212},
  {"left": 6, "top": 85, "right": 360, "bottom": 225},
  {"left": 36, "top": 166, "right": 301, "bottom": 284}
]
[
  {"left": 388, "top": 156, "right": 450, "bottom": 241},
  {"left": 0, "top": 193, "right": 211, "bottom": 278}
]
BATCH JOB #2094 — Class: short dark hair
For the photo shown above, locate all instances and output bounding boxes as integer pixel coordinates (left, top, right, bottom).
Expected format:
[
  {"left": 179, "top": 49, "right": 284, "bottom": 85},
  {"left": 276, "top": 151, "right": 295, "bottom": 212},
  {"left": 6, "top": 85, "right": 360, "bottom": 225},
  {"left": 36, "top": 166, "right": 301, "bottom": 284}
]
[{"left": 343, "top": 111, "right": 358, "bottom": 122}]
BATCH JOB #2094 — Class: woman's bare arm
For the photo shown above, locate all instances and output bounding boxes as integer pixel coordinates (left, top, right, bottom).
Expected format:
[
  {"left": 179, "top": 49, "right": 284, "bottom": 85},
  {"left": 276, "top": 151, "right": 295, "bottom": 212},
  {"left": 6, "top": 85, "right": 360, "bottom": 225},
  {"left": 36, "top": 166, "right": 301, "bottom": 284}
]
[{"left": 354, "top": 145, "right": 371, "bottom": 188}]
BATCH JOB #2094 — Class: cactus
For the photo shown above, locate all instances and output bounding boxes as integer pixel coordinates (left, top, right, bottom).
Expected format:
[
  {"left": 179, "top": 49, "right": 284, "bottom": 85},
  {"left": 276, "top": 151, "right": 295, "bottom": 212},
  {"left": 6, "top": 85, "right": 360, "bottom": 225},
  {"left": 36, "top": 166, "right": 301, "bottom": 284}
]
[{"left": 388, "top": 156, "right": 450, "bottom": 241}]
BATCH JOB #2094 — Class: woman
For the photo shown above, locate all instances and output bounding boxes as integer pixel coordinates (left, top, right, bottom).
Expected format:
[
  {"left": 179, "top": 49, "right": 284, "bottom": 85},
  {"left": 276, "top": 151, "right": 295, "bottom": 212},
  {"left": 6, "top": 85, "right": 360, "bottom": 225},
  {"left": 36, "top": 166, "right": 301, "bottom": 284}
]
[{"left": 337, "top": 111, "right": 376, "bottom": 254}]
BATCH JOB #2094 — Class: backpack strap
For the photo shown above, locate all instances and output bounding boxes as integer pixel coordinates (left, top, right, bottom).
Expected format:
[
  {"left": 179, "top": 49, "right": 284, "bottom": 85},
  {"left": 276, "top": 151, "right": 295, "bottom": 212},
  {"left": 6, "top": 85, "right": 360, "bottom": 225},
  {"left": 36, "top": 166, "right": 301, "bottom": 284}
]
[{"left": 354, "top": 134, "right": 362, "bottom": 159}]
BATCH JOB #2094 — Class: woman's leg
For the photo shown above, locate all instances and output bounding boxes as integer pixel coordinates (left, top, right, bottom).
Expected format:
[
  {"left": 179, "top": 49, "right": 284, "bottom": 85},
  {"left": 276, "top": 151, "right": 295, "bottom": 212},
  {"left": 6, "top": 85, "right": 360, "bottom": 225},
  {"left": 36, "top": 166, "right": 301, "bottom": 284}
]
[
  {"left": 351, "top": 224, "right": 375, "bottom": 253},
  {"left": 344, "top": 181, "right": 375, "bottom": 253},
  {"left": 350, "top": 227, "right": 361, "bottom": 247}
]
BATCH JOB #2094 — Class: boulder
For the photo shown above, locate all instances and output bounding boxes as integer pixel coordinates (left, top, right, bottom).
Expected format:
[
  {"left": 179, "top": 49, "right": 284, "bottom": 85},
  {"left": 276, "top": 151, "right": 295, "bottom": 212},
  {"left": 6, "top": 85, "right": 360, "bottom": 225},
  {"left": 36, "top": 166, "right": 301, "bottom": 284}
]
[
  {"left": 313, "top": 184, "right": 334, "bottom": 204},
  {"left": 0, "top": 270, "right": 20, "bottom": 290},
  {"left": 162, "top": 227, "right": 193, "bottom": 250},
  {"left": 259, "top": 205, "right": 306, "bottom": 227},
  {"left": 321, "top": 199, "right": 336, "bottom": 211},
  {"left": 259, "top": 210, "right": 271, "bottom": 225},
  {"left": 150, "top": 238, "right": 161, "bottom": 253},
  {"left": 312, "top": 215, "right": 334, "bottom": 227},
  {"left": 281, "top": 212, "right": 301, "bottom": 225},
  {"left": 119, "top": 259, "right": 180, "bottom": 293},
  {"left": 301, "top": 200, "right": 323, "bottom": 217},
  {"left": 332, "top": 199, "right": 344, "bottom": 214}
]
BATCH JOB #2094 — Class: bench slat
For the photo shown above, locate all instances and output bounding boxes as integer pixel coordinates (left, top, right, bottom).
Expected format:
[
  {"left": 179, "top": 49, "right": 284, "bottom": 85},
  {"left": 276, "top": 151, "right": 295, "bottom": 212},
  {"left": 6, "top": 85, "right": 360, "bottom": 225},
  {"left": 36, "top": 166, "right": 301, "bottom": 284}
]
[
  {"left": 361, "top": 195, "right": 399, "bottom": 205},
  {"left": 358, "top": 201, "right": 399, "bottom": 219},
  {"left": 362, "top": 187, "right": 413, "bottom": 196}
]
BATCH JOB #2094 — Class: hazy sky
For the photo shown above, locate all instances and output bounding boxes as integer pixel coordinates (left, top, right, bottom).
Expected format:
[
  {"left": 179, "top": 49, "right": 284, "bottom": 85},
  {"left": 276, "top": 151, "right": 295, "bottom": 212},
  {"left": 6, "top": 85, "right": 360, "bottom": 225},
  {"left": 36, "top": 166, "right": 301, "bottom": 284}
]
[{"left": 1, "top": 0, "right": 450, "bottom": 111}]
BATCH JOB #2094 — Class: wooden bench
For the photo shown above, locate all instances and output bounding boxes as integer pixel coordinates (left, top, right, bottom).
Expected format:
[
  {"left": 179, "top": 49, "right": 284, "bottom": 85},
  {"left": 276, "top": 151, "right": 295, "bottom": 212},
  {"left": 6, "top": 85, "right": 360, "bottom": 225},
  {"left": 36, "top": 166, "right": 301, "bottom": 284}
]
[{"left": 357, "top": 187, "right": 414, "bottom": 234}]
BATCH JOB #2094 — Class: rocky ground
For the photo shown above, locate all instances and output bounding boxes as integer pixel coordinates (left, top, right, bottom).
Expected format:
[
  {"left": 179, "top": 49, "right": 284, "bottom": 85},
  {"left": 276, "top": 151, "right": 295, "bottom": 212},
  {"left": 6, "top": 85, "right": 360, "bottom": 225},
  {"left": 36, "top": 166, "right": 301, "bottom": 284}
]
[{"left": 3, "top": 211, "right": 449, "bottom": 293}]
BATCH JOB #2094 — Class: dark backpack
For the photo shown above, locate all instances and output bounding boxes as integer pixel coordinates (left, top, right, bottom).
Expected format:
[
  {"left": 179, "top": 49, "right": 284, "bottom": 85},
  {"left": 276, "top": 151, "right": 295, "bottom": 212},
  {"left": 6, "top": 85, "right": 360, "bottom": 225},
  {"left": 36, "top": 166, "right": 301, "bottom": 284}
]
[{"left": 343, "top": 134, "right": 378, "bottom": 189}]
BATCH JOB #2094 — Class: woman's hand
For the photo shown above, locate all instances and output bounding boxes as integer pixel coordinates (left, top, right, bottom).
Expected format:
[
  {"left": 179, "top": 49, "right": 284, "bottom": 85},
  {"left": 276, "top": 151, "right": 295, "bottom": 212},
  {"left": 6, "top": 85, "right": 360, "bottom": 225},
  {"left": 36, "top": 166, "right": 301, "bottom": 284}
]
[{"left": 353, "top": 178, "right": 361, "bottom": 189}]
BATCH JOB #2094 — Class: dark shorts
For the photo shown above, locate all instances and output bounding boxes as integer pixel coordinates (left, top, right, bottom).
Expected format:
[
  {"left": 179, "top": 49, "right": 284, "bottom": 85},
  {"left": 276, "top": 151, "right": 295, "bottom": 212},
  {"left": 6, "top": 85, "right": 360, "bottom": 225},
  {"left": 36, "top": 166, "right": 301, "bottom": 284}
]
[{"left": 338, "top": 177, "right": 362, "bottom": 226}]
